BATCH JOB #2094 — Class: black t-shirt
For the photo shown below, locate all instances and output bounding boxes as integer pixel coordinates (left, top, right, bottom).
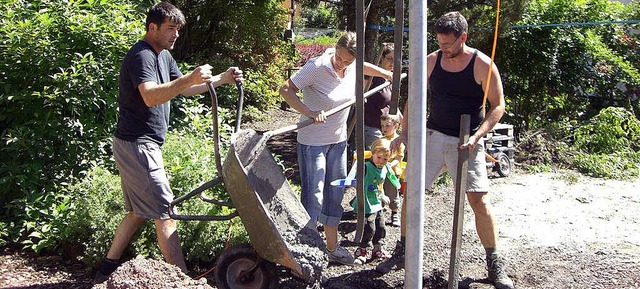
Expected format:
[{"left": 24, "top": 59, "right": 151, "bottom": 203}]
[
  {"left": 115, "top": 40, "right": 183, "bottom": 145},
  {"left": 364, "top": 76, "right": 392, "bottom": 128},
  {"left": 427, "top": 50, "right": 484, "bottom": 137}
]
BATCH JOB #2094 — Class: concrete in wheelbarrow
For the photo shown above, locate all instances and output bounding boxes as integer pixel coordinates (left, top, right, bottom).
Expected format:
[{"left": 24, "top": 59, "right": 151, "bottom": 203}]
[{"left": 222, "top": 129, "right": 326, "bottom": 284}]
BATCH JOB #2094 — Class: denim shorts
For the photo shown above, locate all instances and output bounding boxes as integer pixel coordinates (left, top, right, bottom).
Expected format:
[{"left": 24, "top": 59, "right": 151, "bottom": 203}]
[
  {"left": 297, "top": 141, "right": 347, "bottom": 227},
  {"left": 112, "top": 137, "right": 173, "bottom": 219},
  {"left": 424, "top": 129, "right": 490, "bottom": 192}
]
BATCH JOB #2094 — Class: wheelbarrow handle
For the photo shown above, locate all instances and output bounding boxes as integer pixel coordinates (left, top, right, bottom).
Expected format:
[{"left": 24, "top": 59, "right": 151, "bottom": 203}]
[
  {"left": 234, "top": 81, "right": 244, "bottom": 132},
  {"left": 264, "top": 73, "right": 407, "bottom": 139},
  {"left": 169, "top": 177, "right": 238, "bottom": 221}
]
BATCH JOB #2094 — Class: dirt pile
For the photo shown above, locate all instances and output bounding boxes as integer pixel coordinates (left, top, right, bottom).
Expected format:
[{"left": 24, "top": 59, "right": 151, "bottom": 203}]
[{"left": 91, "top": 257, "right": 212, "bottom": 289}]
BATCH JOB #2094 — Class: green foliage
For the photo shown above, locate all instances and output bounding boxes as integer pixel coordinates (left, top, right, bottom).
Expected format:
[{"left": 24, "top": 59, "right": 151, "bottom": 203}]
[
  {"left": 64, "top": 106, "right": 249, "bottom": 266},
  {"left": 0, "top": 221, "right": 7, "bottom": 247},
  {"left": 296, "top": 34, "right": 340, "bottom": 46},
  {"left": 516, "top": 107, "right": 640, "bottom": 179},
  {"left": 298, "top": 1, "right": 340, "bottom": 29},
  {"left": 572, "top": 151, "right": 640, "bottom": 179},
  {"left": 573, "top": 106, "right": 640, "bottom": 154},
  {"left": 498, "top": 0, "right": 640, "bottom": 130},
  {"left": 172, "top": 0, "right": 296, "bottom": 116},
  {"left": 0, "top": 0, "right": 144, "bottom": 251}
]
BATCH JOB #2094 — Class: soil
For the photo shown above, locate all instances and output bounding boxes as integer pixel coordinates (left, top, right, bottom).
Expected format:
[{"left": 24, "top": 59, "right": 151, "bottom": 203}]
[{"left": 2, "top": 107, "right": 640, "bottom": 289}]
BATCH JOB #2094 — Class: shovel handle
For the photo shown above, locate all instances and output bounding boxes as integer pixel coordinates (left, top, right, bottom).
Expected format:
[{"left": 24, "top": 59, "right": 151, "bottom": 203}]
[{"left": 265, "top": 73, "right": 407, "bottom": 139}]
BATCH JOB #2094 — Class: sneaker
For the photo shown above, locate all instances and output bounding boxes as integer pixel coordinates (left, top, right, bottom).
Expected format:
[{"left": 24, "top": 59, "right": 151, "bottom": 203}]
[
  {"left": 375, "top": 240, "right": 404, "bottom": 273},
  {"left": 487, "top": 253, "right": 515, "bottom": 289},
  {"left": 390, "top": 212, "right": 401, "bottom": 227},
  {"left": 371, "top": 248, "right": 391, "bottom": 260},
  {"left": 326, "top": 246, "right": 355, "bottom": 265},
  {"left": 353, "top": 247, "right": 367, "bottom": 265}
]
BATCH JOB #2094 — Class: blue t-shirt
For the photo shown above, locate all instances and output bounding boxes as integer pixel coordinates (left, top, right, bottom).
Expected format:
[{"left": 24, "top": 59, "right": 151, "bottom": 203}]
[{"left": 115, "top": 40, "right": 183, "bottom": 145}]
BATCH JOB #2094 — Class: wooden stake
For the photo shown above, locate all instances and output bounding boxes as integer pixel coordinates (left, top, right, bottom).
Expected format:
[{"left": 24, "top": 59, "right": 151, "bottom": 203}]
[{"left": 448, "top": 114, "right": 470, "bottom": 289}]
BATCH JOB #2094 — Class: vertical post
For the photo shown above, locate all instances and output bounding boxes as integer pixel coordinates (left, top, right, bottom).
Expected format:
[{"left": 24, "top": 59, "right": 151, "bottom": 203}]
[
  {"left": 354, "top": 0, "right": 365, "bottom": 244},
  {"left": 405, "top": 0, "right": 427, "bottom": 288},
  {"left": 448, "top": 114, "right": 470, "bottom": 289},
  {"left": 389, "top": 0, "right": 404, "bottom": 114}
]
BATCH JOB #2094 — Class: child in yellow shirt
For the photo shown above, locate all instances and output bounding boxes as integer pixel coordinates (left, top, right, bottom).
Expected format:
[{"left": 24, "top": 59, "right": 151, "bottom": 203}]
[{"left": 380, "top": 113, "right": 405, "bottom": 227}]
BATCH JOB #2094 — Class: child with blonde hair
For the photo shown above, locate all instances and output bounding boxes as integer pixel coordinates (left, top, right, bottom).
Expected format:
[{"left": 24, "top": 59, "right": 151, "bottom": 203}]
[
  {"left": 380, "top": 113, "right": 405, "bottom": 227},
  {"left": 351, "top": 138, "right": 400, "bottom": 264}
]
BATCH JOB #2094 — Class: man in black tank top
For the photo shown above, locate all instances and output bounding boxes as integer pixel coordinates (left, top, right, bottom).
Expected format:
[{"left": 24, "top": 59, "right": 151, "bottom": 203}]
[{"left": 377, "top": 11, "right": 514, "bottom": 289}]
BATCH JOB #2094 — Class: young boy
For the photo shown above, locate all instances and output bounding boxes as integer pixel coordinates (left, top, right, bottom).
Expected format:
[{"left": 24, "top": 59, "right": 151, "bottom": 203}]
[
  {"left": 380, "top": 113, "right": 405, "bottom": 227},
  {"left": 351, "top": 138, "right": 401, "bottom": 264}
]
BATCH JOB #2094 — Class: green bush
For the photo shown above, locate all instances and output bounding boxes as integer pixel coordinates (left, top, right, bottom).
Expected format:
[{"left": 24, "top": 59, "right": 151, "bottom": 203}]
[
  {"left": 65, "top": 105, "right": 249, "bottom": 266},
  {"left": 573, "top": 151, "right": 640, "bottom": 179},
  {"left": 172, "top": 0, "right": 297, "bottom": 119},
  {"left": 499, "top": 0, "right": 640, "bottom": 130},
  {"left": 0, "top": 0, "right": 284, "bottom": 255},
  {"left": 298, "top": 1, "right": 340, "bottom": 29},
  {"left": 515, "top": 107, "right": 640, "bottom": 179},
  {"left": 0, "top": 0, "right": 144, "bottom": 237},
  {"left": 573, "top": 106, "right": 640, "bottom": 154}
]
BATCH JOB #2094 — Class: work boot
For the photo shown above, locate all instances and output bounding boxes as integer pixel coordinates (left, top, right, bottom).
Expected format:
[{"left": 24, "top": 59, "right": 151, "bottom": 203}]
[
  {"left": 375, "top": 240, "right": 404, "bottom": 274},
  {"left": 487, "top": 253, "right": 515, "bottom": 289},
  {"left": 92, "top": 258, "right": 120, "bottom": 284}
]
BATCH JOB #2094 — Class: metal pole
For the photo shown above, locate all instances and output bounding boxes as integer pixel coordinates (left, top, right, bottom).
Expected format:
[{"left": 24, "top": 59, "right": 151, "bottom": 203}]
[
  {"left": 405, "top": 0, "right": 427, "bottom": 288},
  {"left": 389, "top": 0, "right": 404, "bottom": 114},
  {"left": 354, "top": 0, "right": 366, "bottom": 244}
]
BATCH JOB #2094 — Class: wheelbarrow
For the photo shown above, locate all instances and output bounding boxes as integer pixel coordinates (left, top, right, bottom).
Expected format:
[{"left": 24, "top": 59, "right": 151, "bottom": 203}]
[
  {"left": 169, "top": 76, "right": 400, "bottom": 288},
  {"left": 169, "top": 82, "right": 326, "bottom": 289}
]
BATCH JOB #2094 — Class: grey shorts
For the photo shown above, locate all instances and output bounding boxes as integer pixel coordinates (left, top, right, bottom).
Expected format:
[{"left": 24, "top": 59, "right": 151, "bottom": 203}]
[
  {"left": 425, "top": 129, "right": 490, "bottom": 192},
  {"left": 112, "top": 137, "right": 173, "bottom": 219}
]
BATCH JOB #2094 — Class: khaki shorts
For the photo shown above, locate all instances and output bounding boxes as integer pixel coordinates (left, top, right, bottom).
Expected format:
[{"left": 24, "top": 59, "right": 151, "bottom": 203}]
[
  {"left": 112, "top": 137, "right": 173, "bottom": 219},
  {"left": 425, "top": 129, "right": 489, "bottom": 192}
]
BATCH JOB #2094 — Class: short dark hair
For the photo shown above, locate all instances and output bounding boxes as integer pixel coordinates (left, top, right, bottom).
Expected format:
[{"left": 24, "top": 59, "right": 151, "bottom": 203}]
[
  {"left": 434, "top": 11, "right": 468, "bottom": 38},
  {"left": 145, "top": 2, "right": 186, "bottom": 31}
]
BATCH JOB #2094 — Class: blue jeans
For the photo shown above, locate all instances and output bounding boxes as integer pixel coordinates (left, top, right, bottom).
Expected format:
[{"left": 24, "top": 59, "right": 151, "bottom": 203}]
[
  {"left": 364, "top": 125, "right": 383, "bottom": 149},
  {"left": 297, "top": 141, "right": 347, "bottom": 227}
]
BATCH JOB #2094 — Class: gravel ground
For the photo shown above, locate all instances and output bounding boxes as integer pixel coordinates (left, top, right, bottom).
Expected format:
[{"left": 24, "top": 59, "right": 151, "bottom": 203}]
[{"left": 2, "top": 108, "right": 640, "bottom": 289}]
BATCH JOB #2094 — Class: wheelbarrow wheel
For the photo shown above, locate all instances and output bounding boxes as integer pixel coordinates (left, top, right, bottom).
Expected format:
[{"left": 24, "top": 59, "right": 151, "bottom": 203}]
[
  {"left": 214, "top": 243, "right": 279, "bottom": 289},
  {"left": 494, "top": 152, "right": 511, "bottom": 177}
]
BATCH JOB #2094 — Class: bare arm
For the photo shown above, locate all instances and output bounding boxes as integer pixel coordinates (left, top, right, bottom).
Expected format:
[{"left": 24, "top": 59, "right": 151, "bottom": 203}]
[
  {"left": 181, "top": 67, "right": 243, "bottom": 96},
  {"left": 462, "top": 55, "right": 505, "bottom": 150},
  {"left": 279, "top": 79, "right": 325, "bottom": 123},
  {"left": 139, "top": 66, "right": 243, "bottom": 107},
  {"left": 363, "top": 62, "right": 392, "bottom": 80}
]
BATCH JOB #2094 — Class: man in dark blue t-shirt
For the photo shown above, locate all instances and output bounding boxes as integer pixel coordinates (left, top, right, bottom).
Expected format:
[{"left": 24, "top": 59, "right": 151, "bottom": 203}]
[{"left": 94, "top": 2, "right": 243, "bottom": 283}]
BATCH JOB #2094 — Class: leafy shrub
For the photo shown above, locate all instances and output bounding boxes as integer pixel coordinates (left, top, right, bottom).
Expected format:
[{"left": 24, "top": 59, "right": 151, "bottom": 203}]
[
  {"left": 65, "top": 104, "right": 249, "bottom": 266},
  {"left": 0, "top": 0, "right": 144, "bottom": 242},
  {"left": 573, "top": 106, "right": 640, "bottom": 154},
  {"left": 172, "top": 0, "right": 297, "bottom": 118},
  {"left": 515, "top": 107, "right": 640, "bottom": 179},
  {"left": 298, "top": 1, "right": 340, "bottom": 29},
  {"left": 498, "top": 0, "right": 640, "bottom": 130},
  {"left": 0, "top": 222, "right": 7, "bottom": 247},
  {"left": 572, "top": 151, "right": 640, "bottom": 179}
]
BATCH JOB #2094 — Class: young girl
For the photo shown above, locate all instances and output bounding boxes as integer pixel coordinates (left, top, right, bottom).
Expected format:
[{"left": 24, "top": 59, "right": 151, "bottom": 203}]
[{"left": 351, "top": 138, "right": 401, "bottom": 264}]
